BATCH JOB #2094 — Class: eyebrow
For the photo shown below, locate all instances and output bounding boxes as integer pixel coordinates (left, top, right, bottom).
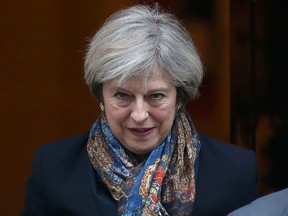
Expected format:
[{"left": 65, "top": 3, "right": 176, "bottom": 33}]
[
  {"left": 145, "top": 87, "right": 171, "bottom": 93},
  {"left": 115, "top": 86, "right": 171, "bottom": 94}
]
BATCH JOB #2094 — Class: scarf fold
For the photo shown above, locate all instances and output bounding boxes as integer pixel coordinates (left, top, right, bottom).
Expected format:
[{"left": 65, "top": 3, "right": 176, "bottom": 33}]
[{"left": 87, "top": 110, "right": 201, "bottom": 216}]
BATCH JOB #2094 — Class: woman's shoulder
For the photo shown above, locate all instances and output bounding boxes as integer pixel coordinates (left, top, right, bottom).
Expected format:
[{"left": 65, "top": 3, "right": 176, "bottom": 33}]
[
  {"left": 197, "top": 133, "right": 258, "bottom": 183},
  {"left": 33, "top": 131, "right": 90, "bottom": 167},
  {"left": 194, "top": 134, "right": 259, "bottom": 215},
  {"left": 198, "top": 134, "right": 255, "bottom": 157},
  {"left": 38, "top": 131, "right": 90, "bottom": 154}
]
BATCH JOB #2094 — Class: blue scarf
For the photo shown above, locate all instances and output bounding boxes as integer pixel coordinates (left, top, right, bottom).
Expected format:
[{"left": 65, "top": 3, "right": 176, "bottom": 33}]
[{"left": 87, "top": 110, "right": 201, "bottom": 215}]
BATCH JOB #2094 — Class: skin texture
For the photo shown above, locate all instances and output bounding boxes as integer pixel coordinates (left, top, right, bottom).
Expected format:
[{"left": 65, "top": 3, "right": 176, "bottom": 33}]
[{"left": 102, "top": 70, "right": 177, "bottom": 159}]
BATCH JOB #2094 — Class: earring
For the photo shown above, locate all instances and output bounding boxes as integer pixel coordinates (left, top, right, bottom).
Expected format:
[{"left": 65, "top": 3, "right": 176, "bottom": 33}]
[
  {"left": 176, "top": 103, "right": 182, "bottom": 111},
  {"left": 100, "top": 102, "right": 105, "bottom": 112}
]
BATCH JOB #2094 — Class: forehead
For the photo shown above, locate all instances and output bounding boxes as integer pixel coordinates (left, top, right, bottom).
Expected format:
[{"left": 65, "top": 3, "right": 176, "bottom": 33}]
[{"left": 115, "top": 70, "right": 172, "bottom": 92}]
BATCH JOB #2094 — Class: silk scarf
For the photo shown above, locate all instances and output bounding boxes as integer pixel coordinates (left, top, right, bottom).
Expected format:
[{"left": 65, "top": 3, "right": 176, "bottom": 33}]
[{"left": 87, "top": 110, "right": 201, "bottom": 215}]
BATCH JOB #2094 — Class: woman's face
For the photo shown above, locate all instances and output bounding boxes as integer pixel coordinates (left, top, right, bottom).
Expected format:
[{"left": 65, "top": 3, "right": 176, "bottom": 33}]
[{"left": 102, "top": 70, "right": 177, "bottom": 157}]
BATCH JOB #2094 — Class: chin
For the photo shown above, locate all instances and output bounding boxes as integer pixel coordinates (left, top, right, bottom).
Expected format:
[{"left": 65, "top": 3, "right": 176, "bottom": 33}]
[{"left": 127, "top": 146, "right": 151, "bottom": 154}]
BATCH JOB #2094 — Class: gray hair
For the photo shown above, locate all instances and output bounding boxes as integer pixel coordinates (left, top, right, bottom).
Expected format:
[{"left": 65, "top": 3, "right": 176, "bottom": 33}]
[{"left": 84, "top": 4, "right": 203, "bottom": 104}]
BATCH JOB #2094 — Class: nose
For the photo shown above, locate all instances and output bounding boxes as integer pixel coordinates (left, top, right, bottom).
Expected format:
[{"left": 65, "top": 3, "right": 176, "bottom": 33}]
[{"left": 130, "top": 99, "right": 149, "bottom": 123}]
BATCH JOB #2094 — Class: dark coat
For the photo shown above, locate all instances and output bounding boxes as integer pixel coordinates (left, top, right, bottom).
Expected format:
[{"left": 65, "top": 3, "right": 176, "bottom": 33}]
[{"left": 21, "top": 132, "right": 259, "bottom": 216}]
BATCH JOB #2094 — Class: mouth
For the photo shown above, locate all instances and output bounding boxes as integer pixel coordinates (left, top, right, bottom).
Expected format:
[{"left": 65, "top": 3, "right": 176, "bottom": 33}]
[{"left": 128, "top": 127, "right": 154, "bottom": 137}]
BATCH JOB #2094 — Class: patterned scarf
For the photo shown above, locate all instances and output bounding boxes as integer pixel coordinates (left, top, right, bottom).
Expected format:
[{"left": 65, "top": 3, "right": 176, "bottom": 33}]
[{"left": 87, "top": 110, "right": 201, "bottom": 215}]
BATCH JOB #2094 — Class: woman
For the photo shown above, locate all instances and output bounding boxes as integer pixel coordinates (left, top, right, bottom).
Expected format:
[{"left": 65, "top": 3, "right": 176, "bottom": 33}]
[{"left": 21, "top": 5, "right": 259, "bottom": 216}]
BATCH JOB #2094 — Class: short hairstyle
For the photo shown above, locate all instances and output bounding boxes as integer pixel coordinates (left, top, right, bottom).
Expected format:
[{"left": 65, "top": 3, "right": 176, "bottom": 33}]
[{"left": 84, "top": 4, "right": 203, "bottom": 104}]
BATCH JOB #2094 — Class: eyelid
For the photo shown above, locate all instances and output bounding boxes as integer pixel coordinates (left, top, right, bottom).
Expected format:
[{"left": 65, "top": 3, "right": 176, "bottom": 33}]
[
  {"left": 114, "top": 91, "right": 130, "bottom": 100},
  {"left": 148, "top": 92, "right": 165, "bottom": 99}
]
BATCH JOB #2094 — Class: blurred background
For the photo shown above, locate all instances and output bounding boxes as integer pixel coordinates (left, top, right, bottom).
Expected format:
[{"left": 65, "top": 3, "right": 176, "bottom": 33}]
[{"left": 0, "top": 0, "right": 287, "bottom": 215}]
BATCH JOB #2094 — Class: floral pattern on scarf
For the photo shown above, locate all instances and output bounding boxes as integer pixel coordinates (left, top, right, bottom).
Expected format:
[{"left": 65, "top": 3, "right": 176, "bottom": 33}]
[{"left": 87, "top": 110, "right": 201, "bottom": 215}]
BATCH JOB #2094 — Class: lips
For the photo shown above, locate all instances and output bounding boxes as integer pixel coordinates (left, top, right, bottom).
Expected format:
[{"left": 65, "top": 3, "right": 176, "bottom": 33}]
[{"left": 129, "top": 127, "right": 154, "bottom": 137}]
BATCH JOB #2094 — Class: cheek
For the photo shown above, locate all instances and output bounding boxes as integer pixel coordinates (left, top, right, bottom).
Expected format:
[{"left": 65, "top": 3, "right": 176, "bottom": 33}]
[
  {"left": 152, "top": 106, "right": 176, "bottom": 128},
  {"left": 105, "top": 106, "right": 129, "bottom": 126}
]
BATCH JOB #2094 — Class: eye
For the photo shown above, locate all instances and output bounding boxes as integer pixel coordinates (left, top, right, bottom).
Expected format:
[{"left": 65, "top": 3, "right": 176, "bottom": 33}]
[
  {"left": 114, "top": 92, "right": 129, "bottom": 100},
  {"left": 149, "top": 93, "right": 165, "bottom": 100}
]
